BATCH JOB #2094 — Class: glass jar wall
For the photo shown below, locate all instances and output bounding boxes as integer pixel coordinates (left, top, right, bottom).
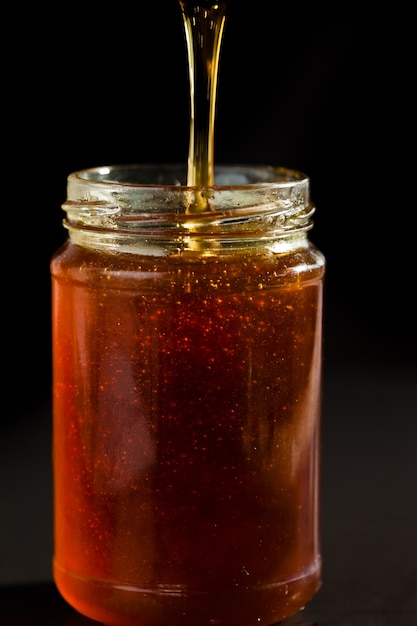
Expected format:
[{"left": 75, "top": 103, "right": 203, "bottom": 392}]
[{"left": 51, "top": 164, "right": 325, "bottom": 626}]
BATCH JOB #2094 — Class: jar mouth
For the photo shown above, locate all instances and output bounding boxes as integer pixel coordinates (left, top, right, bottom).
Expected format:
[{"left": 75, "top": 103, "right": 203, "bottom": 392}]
[
  {"left": 63, "top": 164, "right": 314, "bottom": 253},
  {"left": 70, "top": 163, "right": 309, "bottom": 189}
]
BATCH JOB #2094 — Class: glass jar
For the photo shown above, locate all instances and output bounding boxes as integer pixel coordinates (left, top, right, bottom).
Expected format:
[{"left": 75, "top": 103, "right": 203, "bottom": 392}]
[{"left": 51, "top": 164, "right": 325, "bottom": 626}]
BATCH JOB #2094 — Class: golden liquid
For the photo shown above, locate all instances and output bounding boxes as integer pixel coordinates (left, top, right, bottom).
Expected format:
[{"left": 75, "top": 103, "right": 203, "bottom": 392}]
[
  {"left": 51, "top": 4, "right": 324, "bottom": 625},
  {"left": 52, "top": 244, "right": 323, "bottom": 626},
  {"left": 179, "top": 0, "right": 229, "bottom": 193}
]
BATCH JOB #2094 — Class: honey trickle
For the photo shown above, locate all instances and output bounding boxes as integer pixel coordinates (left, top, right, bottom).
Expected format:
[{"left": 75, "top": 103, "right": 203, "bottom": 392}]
[{"left": 179, "top": 0, "right": 229, "bottom": 209}]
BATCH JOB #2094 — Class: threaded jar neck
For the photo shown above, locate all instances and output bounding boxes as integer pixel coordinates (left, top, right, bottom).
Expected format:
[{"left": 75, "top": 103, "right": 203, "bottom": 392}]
[{"left": 62, "top": 164, "right": 314, "bottom": 255}]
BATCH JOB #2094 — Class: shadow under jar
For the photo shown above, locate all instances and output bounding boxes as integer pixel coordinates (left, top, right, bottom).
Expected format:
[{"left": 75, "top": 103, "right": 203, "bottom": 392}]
[{"left": 51, "top": 164, "right": 325, "bottom": 626}]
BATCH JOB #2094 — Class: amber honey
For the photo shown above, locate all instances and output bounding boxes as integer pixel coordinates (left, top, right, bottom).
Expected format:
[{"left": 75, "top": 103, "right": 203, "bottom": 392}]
[
  {"left": 52, "top": 3, "right": 324, "bottom": 624},
  {"left": 51, "top": 163, "right": 324, "bottom": 625}
]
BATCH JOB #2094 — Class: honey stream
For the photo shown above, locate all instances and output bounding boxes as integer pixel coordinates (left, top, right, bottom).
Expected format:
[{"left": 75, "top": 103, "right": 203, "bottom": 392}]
[{"left": 179, "top": 0, "right": 229, "bottom": 208}]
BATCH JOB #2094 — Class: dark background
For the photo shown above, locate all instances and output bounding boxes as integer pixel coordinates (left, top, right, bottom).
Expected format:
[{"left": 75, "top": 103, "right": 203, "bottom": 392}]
[{"left": 2, "top": 0, "right": 416, "bottom": 619}]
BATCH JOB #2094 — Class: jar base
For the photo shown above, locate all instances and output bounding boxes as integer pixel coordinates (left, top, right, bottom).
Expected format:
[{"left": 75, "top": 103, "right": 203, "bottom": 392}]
[{"left": 54, "top": 561, "right": 321, "bottom": 626}]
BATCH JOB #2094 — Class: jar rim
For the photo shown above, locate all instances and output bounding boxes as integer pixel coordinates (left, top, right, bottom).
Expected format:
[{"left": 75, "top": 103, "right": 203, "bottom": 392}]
[
  {"left": 68, "top": 163, "right": 309, "bottom": 191},
  {"left": 63, "top": 163, "right": 314, "bottom": 252}
]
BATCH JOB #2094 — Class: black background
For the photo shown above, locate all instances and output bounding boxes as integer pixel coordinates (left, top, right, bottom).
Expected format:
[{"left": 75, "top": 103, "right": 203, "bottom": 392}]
[{"left": 2, "top": 0, "right": 416, "bottom": 621}]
